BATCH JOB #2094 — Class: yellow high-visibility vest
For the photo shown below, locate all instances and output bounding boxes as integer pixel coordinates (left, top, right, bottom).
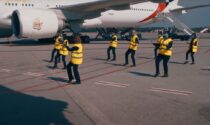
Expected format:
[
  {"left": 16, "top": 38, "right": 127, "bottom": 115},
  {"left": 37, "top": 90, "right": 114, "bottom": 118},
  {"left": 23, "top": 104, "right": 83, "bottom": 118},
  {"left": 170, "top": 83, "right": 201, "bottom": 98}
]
[
  {"left": 159, "top": 38, "right": 173, "bottom": 56},
  {"left": 192, "top": 38, "right": 198, "bottom": 53},
  {"left": 54, "top": 36, "right": 62, "bottom": 50},
  {"left": 109, "top": 35, "right": 118, "bottom": 48},
  {"left": 157, "top": 35, "right": 164, "bottom": 44},
  {"left": 129, "top": 35, "right": 139, "bottom": 51},
  {"left": 59, "top": 40, "right": 69, "bottom": 56},
  {"left": 71, "top": 43, "right": 83, "bottom": 65}
]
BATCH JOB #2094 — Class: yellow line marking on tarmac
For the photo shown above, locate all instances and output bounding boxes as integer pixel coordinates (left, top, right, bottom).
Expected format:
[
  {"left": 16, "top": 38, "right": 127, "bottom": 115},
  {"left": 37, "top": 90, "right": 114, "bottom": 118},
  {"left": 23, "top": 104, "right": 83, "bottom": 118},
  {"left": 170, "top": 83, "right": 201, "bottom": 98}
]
[{"left": 149, "top": 87, "right": 192, "bottom": 96}]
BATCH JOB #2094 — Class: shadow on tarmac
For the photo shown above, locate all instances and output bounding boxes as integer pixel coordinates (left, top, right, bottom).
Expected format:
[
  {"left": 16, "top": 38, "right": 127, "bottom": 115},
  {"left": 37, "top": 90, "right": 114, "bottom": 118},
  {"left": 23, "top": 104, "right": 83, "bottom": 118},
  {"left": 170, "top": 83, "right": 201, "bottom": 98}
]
[
  {"left": 170, "top": 61, "right": 185, "bottom": 65},
  {"left": 0, "top": 85, "right": 73, "bottom": 125},
  {"left": 199, "top": 106, "right": 210, "bottom": 122},
  {"left": 92, "top": 58, "right": 107, "bottom": 61},
  {"left": 0, "top": 40, "right": 52, "bottom": 46},
  {"left": 129, "top": 71, "right": 154, "bottom": 77},
  {"left": 48, "top": 77, "right": 68, "bottom": 83},
  {"left": 105, "top": 62, "right": 124, "bottom": 66},
  {"left": 201, "top": 68, "right": 210, "bottom": 71},
  {"left": 139, "top": 56, "right": 154, "bottom": 60},
  {"left": 43, "top": 59, "right": 52, "bottom": 63}
]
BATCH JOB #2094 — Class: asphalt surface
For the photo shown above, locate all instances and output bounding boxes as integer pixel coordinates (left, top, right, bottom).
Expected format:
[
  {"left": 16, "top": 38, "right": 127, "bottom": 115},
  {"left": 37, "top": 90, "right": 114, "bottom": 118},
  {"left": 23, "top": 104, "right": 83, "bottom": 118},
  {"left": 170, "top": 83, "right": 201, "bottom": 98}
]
[{"left": 0, "top": 35, "right": 210, "bottom": 125}]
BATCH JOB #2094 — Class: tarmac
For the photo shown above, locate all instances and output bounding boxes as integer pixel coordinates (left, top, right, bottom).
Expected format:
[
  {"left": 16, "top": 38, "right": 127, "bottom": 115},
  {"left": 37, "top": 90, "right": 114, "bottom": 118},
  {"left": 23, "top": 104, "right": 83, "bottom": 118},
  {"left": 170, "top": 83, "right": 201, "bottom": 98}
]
[{"left": 0, "top": 33, "right": 210, "bottom": 125}]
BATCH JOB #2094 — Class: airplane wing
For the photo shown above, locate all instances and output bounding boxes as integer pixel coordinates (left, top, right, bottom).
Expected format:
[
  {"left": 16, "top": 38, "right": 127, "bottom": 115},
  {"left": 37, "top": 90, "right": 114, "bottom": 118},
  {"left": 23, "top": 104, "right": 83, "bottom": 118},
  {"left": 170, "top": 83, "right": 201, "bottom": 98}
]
[
  {"left": 170, "top": 4, "right": 210, "bottom": 13},
  {"left": 60, "top": 0, "right": 167, "bottom": 12}
]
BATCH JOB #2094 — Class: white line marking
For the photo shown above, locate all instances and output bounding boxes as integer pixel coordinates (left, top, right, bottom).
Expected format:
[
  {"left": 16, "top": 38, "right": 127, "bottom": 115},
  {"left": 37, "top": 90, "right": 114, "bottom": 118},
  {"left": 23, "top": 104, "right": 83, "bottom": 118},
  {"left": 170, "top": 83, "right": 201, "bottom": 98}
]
[
  {"left": 151, "top": 88, "right": 192, "bottom": 94},
  {"left": 23, "top": 72, "right": 44, "bottom": 77},
  {"left": 98, "top": 81, "right": 130, "bottom": 87},
  {"left": 149, "top": 87, "right": 192, "bottom": 96},
  {"left": 0, "top": 69, "right": 12, "bottom": 73},
  {"left": 95, "top": 82, "right": 127, "bottom": 88}
]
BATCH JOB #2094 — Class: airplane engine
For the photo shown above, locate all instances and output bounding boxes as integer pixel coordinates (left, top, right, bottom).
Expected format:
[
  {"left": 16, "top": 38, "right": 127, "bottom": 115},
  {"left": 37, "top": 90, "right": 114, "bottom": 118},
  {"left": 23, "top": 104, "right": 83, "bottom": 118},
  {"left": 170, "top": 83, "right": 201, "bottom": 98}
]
[{"left": 12, "top": 9, "right": 65, "bottom": 39}]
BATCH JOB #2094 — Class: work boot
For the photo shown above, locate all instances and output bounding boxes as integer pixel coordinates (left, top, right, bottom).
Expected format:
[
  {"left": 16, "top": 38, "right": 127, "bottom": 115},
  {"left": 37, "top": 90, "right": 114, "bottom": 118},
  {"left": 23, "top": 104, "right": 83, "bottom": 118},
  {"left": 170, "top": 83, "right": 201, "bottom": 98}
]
[
  {"left": 49, "top": 60, "right": 53, "bottom": 63},
  {"left": 106, "top": 58, "right": 110, "bottom": 61},
  {"left": 111, "top": 59, "right": 116, "bottom": 61},
  {"left": 67, "top": 79, "right": 73, "bottom": 84},
  {"left": 130, "top": 64, "right": 136, "bottom": 67},
  {"left": 154, "top": 73, "right": 160, "bottom": 78},
  {"left": 52, "top": 66, "right": 57, "bottom": 69},
  {"left": 162, "top": 74, "right": 169, "bottom": 78},
  {"left": 184, "top": 61, "right": 189, "bottom": 64},
  {"left": 191, "top": 62, "right": 195, "bottom": 65},
  {"left": 123, "top": 63, "right": 128, "bottom": 66},
  {"left": 72, "top": 81, "right": 81, "bottom": 85}
]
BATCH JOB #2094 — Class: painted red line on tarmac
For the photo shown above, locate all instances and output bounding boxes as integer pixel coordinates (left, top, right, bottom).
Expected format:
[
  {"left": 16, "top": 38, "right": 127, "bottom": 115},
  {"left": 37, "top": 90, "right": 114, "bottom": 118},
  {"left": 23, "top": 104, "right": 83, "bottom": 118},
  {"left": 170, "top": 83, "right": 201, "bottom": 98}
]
[
  {"left": 25, "top": 84, "right": 70, "bottom": 92},
  {"left": 0, "top": 50, "right": 191, "bottom": 95},
  {"left": 6, "top": 57, "right": 154, "bottom": 94},
  {"left": 25, "top": 51, "right": 190, "bottom": 93},
  {"left": 0, "top": 70, "right": 64, "bottom": 86},
  {"left": 0, "top": 73, "right": 28, "bottom": 81}
]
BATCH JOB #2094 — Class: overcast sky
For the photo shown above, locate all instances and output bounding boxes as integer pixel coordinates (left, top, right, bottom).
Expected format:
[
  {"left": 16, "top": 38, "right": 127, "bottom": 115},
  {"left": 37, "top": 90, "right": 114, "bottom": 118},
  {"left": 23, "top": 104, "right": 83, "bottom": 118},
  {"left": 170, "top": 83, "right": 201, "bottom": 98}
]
[{"left": 147, "top": 0, "right": 210, "bottom": 28}]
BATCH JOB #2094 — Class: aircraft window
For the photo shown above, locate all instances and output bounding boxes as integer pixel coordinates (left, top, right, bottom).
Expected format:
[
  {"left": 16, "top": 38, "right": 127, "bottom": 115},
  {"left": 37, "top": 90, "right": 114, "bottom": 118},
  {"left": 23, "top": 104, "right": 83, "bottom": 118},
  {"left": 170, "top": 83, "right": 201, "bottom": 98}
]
[
  {"left": 8, "top": 3, "right": 11, "bottom": 6},
  {"left": 22, "top": 4, "right": 24, "bottom": 6},
  {"left": 25, "top": 4, "right": 27, "bottom": 6},
  {"left": 15, "top": 3, "right": 18, "bottom": 6},
  {"left": 32, "top": 4, "right": 34, "bottom": 7},
  {"left": 12, "top": 3, "right": 14, "bottom": 6},
  {"left": 28, "top": 4, "right": 31, "bottom": 6}
]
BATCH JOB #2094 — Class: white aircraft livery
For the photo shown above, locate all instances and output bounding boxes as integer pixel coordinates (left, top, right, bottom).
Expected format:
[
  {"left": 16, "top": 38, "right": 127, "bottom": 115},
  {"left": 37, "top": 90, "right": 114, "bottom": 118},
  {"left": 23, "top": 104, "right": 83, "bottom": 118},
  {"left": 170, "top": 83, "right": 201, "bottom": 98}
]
[{"left": 0, "top": 0, "right": 209, "bottom": 40}]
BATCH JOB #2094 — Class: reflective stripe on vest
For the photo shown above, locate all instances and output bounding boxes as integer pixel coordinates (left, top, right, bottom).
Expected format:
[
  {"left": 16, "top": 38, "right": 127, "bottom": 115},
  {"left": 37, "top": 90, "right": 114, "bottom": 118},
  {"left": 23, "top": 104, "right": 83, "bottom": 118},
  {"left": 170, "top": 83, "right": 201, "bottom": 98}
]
[
  {"left": 159, "top": 38, "right": 173, "bottom": 56},
  {"left": 192, "top": 38, "right": 198, "bottom": 53},
  {"left": 110, "top": 35, "right": 118, "bottom": 48},
  {"left": 54, "top": 36, "right": 62, "bottom": 49},
  {"left": 129, "top": 35, "right": 139, "bottom": 51},
  {"left": 59, "top": 40, "right": 69, "bottom": 56},
  {"left": 71, "top": 43, "right": 83, "bottom": 65}
]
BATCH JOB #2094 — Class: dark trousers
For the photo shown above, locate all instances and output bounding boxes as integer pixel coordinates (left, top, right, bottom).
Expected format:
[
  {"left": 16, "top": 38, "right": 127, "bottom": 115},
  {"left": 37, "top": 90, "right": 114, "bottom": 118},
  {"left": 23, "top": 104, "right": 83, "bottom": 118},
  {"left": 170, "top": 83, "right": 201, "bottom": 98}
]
[
  {"left": 155, "top": 54, "right": 170, "bottom": 75},
  {"left": 107, "top": 46, "right": 116, "bottom": 60},
  {"left": 54, "top": 53, "right": 66, "bottom": 68},
  {"left": 186, "top": 49, "right": 195, "bottom": 63},
  {"left": 125, "top": 49, "right": 136, "bottom": 65},
  {"left": 50, "top": 48, "right": 60, "bottom": 62},
  {"left": 67, "top": 62, "right": 81, "bottom": 83},
  {"left": 154, "top": 47, "right": 159, "bottom": 58}
]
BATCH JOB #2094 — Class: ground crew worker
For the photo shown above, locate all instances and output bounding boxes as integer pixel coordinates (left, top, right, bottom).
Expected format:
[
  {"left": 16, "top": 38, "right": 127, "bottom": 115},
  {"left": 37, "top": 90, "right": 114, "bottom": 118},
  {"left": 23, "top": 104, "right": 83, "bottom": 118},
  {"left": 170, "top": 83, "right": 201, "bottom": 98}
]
[
  {"left": 107, "top": 33, "right": 118, "bottom": 61},
  {"left": 154, "top": 33, "right": 173, "bottom": 78},
  {"left": 53, "top": 34, "right": 69, "bottom": 69},
  {"left": 123, "top": 31, "right": 139, "bottom": 67},
  {"left": 153, "top": 31, "right": 164, "bottom": 58},
  {"left": 184, "top": 33, "right": 198, "bottom": 64},
  {"left": 49, "top": 34, "right": 62, "bottom": 62},
  {"left": 65, "top": 35, "right": 83, "bottom": 84}
]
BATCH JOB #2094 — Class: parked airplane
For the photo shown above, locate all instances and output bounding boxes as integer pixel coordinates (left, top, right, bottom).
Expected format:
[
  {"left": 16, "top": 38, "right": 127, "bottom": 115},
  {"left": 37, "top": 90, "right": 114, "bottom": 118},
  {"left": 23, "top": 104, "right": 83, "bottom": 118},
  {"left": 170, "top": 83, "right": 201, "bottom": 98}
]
[
  {"left": 0, "top": 0, "right": 169, "bottom": 39},
  {"left": 82, "top": 0, "right": 210, "bottom": 40}
]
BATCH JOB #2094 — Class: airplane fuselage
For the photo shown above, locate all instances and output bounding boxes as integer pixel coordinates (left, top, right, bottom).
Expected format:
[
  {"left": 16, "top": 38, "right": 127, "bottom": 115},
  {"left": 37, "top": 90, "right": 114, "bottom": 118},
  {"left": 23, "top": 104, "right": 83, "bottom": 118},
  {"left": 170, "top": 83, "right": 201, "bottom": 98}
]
[{"left": 0, "top": 0, "right": 183, "bottom": 38}]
